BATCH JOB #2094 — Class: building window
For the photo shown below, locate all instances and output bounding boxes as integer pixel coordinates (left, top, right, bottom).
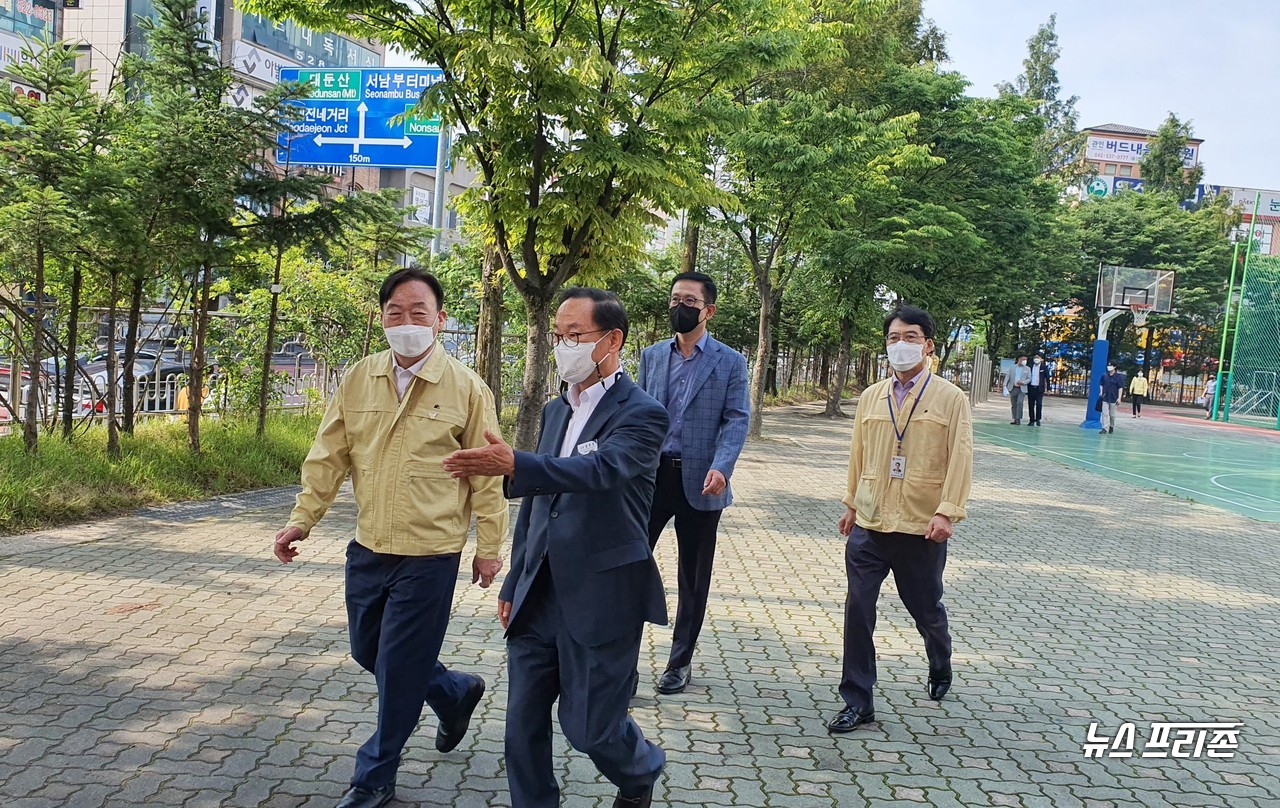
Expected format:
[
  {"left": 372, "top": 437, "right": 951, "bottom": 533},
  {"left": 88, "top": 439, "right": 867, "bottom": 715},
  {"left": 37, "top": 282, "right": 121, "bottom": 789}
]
[
  {"left": 1119, "top": 165, "right": 1132, "bottom": 177},
  {"left": 1104, "top": 164, "right": 1117, "bottom": 175}
]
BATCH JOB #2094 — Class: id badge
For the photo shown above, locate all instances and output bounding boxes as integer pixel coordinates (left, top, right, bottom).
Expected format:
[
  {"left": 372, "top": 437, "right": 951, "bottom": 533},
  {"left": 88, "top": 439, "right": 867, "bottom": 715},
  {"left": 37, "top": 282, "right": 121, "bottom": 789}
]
[{"left": 889, "top": 455, "right": 906, "bottom": 479}]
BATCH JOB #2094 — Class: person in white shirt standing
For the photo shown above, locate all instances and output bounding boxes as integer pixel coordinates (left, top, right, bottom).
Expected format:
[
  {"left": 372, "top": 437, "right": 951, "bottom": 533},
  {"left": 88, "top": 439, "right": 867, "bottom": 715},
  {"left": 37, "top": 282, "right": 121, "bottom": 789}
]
[{"left": 1004, "top": 355, "right": 1031, "bottom": 425}]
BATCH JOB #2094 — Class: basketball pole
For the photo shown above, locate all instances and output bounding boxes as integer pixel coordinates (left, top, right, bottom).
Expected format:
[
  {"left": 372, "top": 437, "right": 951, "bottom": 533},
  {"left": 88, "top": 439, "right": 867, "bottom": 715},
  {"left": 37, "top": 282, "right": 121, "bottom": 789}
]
[
  {"left": 1082, "top": 308, "right": 1124, "bottom": 431},
  {"left": 1222, "top": 192, "right": 1263, "bottom": 423},
  {"left": 1210, "top": 241, "right": 1242, "bottom": 421}
]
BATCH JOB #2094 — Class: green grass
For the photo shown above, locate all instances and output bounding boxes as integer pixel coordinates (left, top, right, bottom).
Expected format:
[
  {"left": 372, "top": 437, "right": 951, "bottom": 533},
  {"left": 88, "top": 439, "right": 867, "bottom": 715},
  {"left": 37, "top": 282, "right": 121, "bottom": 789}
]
[{"left": 0, "top": 414, "right": 320, "bottom": 536}]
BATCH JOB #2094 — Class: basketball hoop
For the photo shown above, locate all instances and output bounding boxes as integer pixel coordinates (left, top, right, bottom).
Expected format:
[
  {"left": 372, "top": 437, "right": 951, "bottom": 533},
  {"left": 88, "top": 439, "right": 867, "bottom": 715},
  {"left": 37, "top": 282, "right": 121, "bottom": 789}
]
[{"left": 1129, "top": 303, "right": 1154, "bottom": 327}]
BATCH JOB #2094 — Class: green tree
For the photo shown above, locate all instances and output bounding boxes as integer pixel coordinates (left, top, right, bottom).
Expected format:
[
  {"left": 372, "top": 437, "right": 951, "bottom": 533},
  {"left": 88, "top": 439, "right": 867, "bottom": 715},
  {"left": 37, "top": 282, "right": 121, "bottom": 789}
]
[
  {"left": 243, "top": 0, "right": 809, "bottom": 449},
  {"left": 1139, "top": 112, "right": 1204, "bottom": 200},
  {"left": 715, "top": 83, "right": 930, "bottom": 436},
  {"left": 997, "top": 14, "right": 1085, "bottom": 183},
  {"left": 0, "top": 41, "right": 101, "bottom": 453}
]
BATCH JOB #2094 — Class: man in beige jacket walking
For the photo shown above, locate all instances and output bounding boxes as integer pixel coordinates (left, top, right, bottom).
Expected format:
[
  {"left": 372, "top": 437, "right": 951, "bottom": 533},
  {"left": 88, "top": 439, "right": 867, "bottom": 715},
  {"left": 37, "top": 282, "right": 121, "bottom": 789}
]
[{"left": 829, "top": 304, "right": 973, "bottom": 733}]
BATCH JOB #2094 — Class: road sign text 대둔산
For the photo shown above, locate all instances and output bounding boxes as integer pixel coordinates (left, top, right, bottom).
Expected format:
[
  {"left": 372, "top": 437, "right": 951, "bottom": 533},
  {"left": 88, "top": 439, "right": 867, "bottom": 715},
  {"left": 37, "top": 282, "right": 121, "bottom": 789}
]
[{"left": 276, "top": 67, "right": 445, "bottom": 169}]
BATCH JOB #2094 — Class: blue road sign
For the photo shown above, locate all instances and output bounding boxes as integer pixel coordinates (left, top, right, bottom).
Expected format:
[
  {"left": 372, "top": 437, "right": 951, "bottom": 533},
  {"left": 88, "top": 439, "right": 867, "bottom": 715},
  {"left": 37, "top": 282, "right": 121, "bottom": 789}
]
[{"left": 276, "top": 67, "right": 445, "bottom": 169}]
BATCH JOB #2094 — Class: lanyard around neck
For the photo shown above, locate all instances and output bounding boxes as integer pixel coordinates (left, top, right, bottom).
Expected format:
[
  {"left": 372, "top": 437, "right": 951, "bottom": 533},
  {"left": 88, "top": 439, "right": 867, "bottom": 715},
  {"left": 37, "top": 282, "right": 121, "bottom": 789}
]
[{"left": 887, "top": 373, "right": 931, "bottom": 453}]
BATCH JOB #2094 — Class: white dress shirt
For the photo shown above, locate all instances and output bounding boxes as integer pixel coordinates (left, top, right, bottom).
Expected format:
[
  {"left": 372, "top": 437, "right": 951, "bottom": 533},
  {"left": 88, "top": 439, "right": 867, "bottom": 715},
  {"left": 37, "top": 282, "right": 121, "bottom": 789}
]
[
  {"left": 392, "top": 351, "right": 431, "bottom": 400},
  {"left": 559, "top": 377, "right": 612, "bottom": 457}
]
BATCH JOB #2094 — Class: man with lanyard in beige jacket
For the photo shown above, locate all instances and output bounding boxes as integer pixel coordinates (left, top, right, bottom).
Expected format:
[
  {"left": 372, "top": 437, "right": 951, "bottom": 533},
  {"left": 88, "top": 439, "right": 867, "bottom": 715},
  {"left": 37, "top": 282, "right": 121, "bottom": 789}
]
[
  {"left": 829, "top": 304, "right": 973, "bottom": 733},
  {"left": 272, "top": 267, "right": 509, "bottom": 808}
]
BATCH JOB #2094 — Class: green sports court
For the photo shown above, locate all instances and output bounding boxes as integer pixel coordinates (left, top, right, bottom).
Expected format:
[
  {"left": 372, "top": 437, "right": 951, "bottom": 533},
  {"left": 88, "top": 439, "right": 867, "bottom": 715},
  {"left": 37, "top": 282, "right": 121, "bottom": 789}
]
[{"left": 974, "top": 400, "right": 1280, "bottom": 521}]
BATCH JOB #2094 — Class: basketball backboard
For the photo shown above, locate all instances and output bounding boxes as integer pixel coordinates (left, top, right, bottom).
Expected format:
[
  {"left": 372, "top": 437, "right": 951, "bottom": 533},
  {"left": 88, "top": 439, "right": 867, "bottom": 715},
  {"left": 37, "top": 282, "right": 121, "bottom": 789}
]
[{"left": 1096, "top": 265, "right": 1175, "bottom": 312}]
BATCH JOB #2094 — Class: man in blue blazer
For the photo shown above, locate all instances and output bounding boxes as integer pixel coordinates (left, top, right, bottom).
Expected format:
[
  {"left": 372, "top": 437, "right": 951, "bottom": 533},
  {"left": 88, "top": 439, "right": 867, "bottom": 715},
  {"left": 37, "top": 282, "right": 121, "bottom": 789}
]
[
  {"left": 444, "top": 287, "right": 668, "bottom": 808},
  {"left": 637, "top": 272, "right": 750, "bottom": 695}
]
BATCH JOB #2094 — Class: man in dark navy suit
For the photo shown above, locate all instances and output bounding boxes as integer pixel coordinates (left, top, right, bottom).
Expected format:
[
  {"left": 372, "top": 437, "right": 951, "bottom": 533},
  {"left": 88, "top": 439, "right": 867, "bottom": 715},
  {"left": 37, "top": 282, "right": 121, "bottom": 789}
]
[{"left": 444, "top": 287, "right": 668, "bottom": 808}]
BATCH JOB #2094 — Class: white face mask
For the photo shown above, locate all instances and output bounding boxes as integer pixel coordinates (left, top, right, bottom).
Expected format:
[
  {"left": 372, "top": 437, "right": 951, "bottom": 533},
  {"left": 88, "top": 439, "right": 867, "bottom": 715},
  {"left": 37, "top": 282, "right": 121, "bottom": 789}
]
[
  {"left": 1033, "top": 357, "right": 1042, "bottom": 365},
  {"left": 1107, "top": 366, "right": 1116, "bottom": 373},
  {"left": 554, "top": 337, "right": 606, "bottom": 385},
  {"left": 384, "top": 324, "right": 435, "bottom": 358},
  {"left": 886, "top": 341, "right": 925, "bottom": 372},
  {"left": 1018, "top": 360, "right": 1027, "bottom": 366}
]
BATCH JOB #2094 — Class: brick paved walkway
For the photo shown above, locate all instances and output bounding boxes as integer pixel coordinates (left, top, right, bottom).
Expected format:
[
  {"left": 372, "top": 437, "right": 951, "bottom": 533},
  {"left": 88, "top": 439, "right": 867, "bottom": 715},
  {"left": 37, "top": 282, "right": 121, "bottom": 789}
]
[{"left": 2, "top": 403, "right": 1277, "bottom": 807}]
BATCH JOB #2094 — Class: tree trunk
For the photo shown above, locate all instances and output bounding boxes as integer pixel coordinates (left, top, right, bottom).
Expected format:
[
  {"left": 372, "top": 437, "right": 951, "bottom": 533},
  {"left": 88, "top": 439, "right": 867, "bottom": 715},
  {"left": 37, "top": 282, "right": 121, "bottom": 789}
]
[
  {"left": 257, "top": 243, "right": 284, "bottom": 438},
  {"left": 23, "top": 245, "right": 44, "bottom": 452},
  {"left": 819, "top": 348, "right": 831, "bottom": 390},
  {"left": 474, "top": 245, "right": 504, "bottom": 418},
  {"left": 61, "top": 264, "right": 83, "bottom": 440},
  {"left": 3, "top": 309, "right": 19, "bottom": 425},
  {"left": 106, "top": 272, "right": 121, "bottom": 460},
  {"left": 122, "top": 274, "right": 144, "bottom": 434},
  {"left": 680, "top": 217, "right": 700, "bottom": 274},
  {"left": 764, "top": 295, "right": 782, "bottom": 398},
  {"left": 513, "top": 290, "right": 554, "bottom": 451},
  {"left": 824, "top": 317, "right": 853, "bottom": 417},
  {"left": 188, "top": 258, "right": 213, "bottom": 454},
  {"left": 747, "top": 281, "right": 774, "bottom": 439}
]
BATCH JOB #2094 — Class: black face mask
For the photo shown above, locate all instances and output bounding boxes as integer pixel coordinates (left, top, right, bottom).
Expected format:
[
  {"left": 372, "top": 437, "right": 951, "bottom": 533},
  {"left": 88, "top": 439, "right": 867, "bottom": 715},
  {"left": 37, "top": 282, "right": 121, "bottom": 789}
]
[{"left": 668, "top": 303, "right": 702, "bottom": 334}]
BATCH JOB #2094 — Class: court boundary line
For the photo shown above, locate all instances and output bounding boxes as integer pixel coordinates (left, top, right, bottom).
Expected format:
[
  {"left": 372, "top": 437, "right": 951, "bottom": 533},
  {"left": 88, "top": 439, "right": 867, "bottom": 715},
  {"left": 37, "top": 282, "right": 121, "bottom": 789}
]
[{"left": 974, "top": 428, "right": 1280, "bottom": 514}]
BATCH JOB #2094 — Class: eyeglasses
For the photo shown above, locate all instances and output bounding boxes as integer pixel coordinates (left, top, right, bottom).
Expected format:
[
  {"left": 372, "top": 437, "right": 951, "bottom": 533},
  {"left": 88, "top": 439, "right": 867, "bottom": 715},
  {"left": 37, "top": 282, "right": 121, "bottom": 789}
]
[
  {"left": 548, "top": 328, "right": 608, "bottom": 348},
  {"left": 669, "top": 295, "right": 706, "bottom": 308},
  {"left": 886, "top": 333, "right": 926, "bottom": 344}
]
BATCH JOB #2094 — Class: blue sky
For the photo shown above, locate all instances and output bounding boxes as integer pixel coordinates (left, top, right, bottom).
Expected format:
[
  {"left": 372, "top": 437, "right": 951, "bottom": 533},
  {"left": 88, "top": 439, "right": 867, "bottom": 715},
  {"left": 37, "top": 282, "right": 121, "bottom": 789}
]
[{"left": 923, "top": 0, "right": 1279, "bottom": 189}]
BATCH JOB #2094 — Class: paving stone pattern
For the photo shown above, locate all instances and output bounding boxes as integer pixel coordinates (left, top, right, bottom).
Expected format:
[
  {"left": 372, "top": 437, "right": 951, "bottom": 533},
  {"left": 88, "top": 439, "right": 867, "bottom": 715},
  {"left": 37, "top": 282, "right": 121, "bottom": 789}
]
[{"left": 1, "top": 403, "right": 1277, "bottom": 807}]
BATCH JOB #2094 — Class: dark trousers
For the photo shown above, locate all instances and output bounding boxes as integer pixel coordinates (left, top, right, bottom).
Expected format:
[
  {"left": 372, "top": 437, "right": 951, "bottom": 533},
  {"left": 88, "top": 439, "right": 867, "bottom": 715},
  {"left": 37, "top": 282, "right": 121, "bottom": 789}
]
[
  {"left": 1027, "top": 386, "right": 1045, "bottom": 423},
  {"left": 505, "top": 569, "right": 665, "bottom": 808},
  {"left": 1132, "top": 394, "right": 1144, "bottom": 415},
  {"left": 647, "top": 458, "right": 723, "bottom": 669},
  {"left": 344, "top": 541, "right": 473, "bottom": 790},
  {"left": 840, "top": 526, "right": 951, "bottom": 711}
]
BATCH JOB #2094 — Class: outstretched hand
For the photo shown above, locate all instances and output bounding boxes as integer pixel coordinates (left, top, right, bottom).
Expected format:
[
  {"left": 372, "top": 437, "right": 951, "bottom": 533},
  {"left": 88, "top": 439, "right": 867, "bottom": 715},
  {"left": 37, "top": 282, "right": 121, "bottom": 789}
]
[{"left": 443, "top": 430, "right": 516, "bottom": 478}]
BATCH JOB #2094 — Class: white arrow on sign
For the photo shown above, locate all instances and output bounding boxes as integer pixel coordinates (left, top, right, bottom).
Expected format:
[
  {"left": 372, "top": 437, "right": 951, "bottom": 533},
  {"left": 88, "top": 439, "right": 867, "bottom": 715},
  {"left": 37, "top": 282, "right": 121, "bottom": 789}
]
[{"left": 314, "top": 103, "right": 413, "bottom": 152}]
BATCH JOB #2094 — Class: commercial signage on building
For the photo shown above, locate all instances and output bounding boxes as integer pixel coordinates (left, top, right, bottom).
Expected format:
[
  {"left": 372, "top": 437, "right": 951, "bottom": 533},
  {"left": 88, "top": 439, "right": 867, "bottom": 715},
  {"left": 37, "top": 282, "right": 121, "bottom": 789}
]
[
  {"left": 0, "top": 0, "right": 55, "bottom": 41},
  {"left": 241, "top": 13, "right": 380, "bottom": 70},
  {"left": 277, "top": 67, "right": 445, "bottom": 170},
  {"left": 233, "top": 40, "right": 299, "bottom": 85},
  {"left": 1224, "top": 186, "right": 1280, "bottom": 217},
  {"left": 1085, "top": 135, "right": 1198, "bottom": 168}
]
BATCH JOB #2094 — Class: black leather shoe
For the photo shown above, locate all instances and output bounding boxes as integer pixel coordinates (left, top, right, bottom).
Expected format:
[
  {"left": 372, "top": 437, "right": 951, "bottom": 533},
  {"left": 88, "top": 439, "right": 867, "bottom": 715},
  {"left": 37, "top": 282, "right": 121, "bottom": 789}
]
[
  {"left": 436, "top": 674, "right": 485, "bottom": 753},
  {"left": 614, "top": 784, "right": 654, "bottom": 807},
  {"left": 928, "top": 669, "right": 952, "bottom": 701},
  {"left": 656, "top": 664, "right": 691, "bottom": 695},
  {"left": 827, "top": 706, "right": 876, "bottom": 733},
  {"left": 336, "top": 785, "right": 395, "bottom": 808}
]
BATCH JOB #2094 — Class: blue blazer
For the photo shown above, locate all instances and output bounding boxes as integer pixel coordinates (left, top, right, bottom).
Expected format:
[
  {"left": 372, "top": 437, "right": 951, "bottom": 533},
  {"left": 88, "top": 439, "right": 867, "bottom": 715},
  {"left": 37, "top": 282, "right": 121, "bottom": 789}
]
[
  {"left": 636, "top": 335, "right": 750, "bottom": 511},
  {"left": 498, "top": 373, "right": 670, "bottom": 647}
]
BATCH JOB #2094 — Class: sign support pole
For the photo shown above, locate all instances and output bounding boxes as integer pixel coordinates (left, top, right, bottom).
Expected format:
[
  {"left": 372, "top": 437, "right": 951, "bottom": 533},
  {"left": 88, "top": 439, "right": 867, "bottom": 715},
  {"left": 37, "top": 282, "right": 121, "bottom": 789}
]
[{"left": 430, "top": 123, "right": 449, "bottom": 257}]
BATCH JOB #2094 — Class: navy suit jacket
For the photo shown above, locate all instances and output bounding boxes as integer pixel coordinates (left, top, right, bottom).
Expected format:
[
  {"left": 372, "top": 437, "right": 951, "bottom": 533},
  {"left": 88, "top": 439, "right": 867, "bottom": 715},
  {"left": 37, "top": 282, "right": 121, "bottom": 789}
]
[
  {"left": 636, "top": 335, "right": 750, "bottom": 511},
  {"left": 498, "top": 373, "right": 670, "bottom": 647}
]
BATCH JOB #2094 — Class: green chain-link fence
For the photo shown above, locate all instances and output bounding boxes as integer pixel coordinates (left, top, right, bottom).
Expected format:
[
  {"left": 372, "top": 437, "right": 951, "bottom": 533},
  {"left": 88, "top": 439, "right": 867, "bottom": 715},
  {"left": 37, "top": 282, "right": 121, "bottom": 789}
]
[{"left": 1222, "top": 255, "right": 1280, "bottom": 427}]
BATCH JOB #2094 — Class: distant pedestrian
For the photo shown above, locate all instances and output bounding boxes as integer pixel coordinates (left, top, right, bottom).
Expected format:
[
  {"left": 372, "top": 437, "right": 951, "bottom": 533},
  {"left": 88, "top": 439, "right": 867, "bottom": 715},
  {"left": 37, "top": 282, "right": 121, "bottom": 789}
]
[
  {"left": 1201, "top": 374, "right": 1218, "bottom": 419},
  {"left": 1129, "top": 373, "right": 1149, "bottom": 418},
  {"left": 1026, "top": 353, "right": 1051, "bottom": 426},
  {"left": 1099, "top": 363, "right": 1125, "bottom": 434},
  {"left": 1004, "top": 356, "right": 1030, "bottom": 424}
]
